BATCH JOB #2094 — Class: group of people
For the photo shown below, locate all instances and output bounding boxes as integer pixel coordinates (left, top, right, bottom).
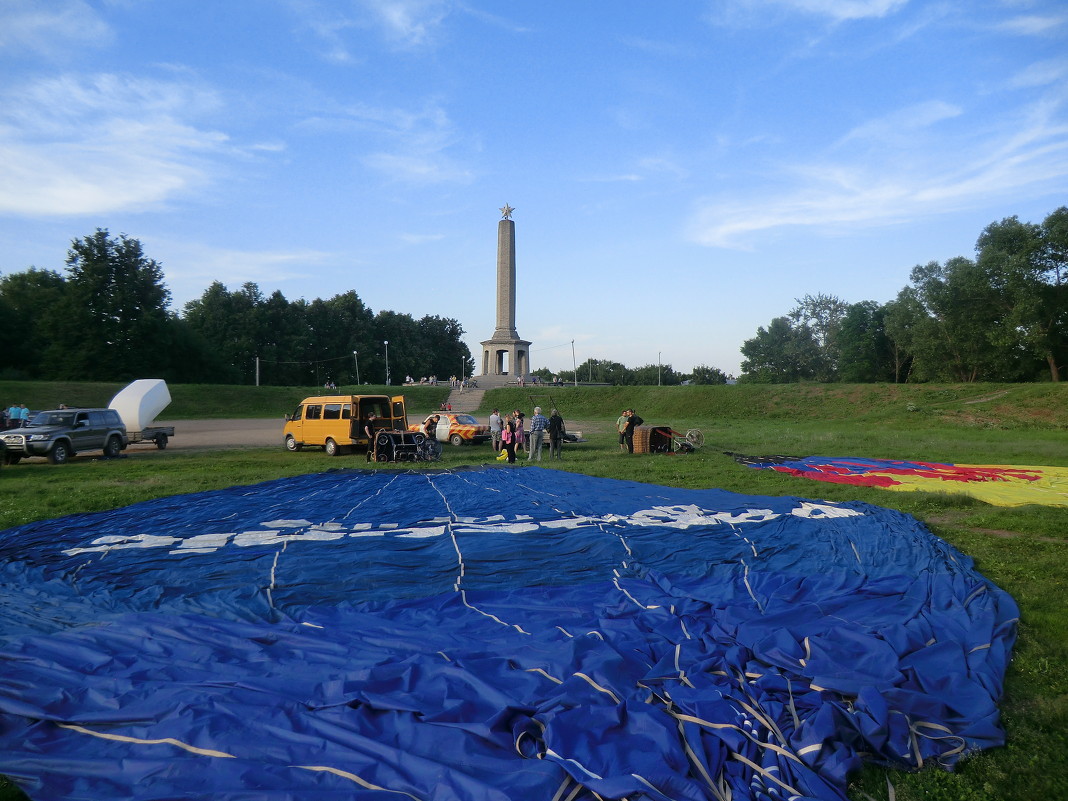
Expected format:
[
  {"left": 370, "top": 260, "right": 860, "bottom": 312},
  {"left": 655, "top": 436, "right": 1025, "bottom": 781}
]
[
  {"left": 489, "top": 406, "right": 566, "bottom": 463},
  {"left": 515, "top": 375, "right": 568, "bottom": 387},
  {"left": 615, "top": 408, "right": 644, "bottom": 453},
  {"left": 3, "top": 404, "right": 30, "bottom": 429}
]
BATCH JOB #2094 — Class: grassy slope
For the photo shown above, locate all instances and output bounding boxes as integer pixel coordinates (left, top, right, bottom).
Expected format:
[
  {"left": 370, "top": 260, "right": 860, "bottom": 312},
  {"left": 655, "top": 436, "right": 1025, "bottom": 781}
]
[
  {"left": 0, "top": 380, "right": 454, "bottom": 420},
  {"left": 0, "top": 381, "right": 1065, "bottom": 801},
  {"left": 3, "top": 380, "right": 1063, "bottom": 427},
  {"left": 481, "top": 382, "right": 1067, "bottom": 429}
]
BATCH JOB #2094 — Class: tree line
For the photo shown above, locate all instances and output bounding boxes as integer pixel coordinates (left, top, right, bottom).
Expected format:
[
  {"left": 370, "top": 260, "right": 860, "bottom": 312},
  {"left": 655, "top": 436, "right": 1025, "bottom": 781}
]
[
  {"left": 533, "top": 360, "right": 731, "bottom": 386},
  {"left": 0, "top": 229, "right": 474, "bottom": 386},
  {"left": 740, "top": 207, "right": 1068, "bottom": 383},
  {"left": 7, "top": 207, "right": 1060, "bottom": 388}
]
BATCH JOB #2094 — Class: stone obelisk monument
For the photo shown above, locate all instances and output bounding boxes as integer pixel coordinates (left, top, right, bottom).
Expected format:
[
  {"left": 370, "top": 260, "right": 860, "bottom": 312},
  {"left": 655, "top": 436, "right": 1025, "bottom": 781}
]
[{"left": 480, "top": 204, "right": 531, "bottom": 384}]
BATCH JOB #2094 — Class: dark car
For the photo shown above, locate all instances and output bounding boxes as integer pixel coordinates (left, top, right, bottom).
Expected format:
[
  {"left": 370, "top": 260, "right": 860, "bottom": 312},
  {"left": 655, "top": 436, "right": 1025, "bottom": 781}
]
[{"left": 1, "top": 408, "right": 128, "bottom": 464}]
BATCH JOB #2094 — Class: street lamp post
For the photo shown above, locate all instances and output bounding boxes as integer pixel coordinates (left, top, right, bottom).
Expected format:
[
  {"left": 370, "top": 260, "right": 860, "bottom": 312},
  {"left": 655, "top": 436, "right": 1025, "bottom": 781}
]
[
  {"left": 353, "top": 351, "right": 360, "bottom": 386},
  {"left": 383, "top": 340, "right": 390, "bottom": 386},
  {"left": 571, "top": 339, "right": 577, "bottom": 387},
  {"left": 658, "top": 352, "right": 662, "bottom": 387}
]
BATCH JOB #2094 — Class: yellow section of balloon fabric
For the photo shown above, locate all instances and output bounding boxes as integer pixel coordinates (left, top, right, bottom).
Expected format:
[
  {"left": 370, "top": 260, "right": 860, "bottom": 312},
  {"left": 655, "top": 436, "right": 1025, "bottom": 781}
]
[{"left": 872, "top": 464, "right": 1068, "bottom": 507}]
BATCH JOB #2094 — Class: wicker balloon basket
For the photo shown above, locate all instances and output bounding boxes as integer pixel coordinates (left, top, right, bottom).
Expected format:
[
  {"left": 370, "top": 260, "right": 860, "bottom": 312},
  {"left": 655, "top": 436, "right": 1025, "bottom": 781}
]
[{"left": 632, "top": 426, "right": 673, "bottom": 454}]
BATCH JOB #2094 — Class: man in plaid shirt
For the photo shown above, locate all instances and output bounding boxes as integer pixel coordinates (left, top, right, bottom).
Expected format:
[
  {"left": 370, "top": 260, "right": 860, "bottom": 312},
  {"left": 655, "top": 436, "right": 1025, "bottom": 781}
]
[{"left": 527, "top": 406, "right": 549, "bottom": 461}]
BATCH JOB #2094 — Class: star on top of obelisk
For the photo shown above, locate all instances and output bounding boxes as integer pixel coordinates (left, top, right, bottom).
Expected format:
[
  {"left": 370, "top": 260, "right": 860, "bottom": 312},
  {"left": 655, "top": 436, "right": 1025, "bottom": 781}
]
[{"left": 499, "top": 203, "right": 514, "bottom": 220}]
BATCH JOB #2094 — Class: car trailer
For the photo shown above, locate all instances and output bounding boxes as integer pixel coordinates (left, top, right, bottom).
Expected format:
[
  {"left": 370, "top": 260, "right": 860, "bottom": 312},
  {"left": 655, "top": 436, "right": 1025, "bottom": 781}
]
[{"left": 127, "top": 425, "right": 175, "bottom": 450}]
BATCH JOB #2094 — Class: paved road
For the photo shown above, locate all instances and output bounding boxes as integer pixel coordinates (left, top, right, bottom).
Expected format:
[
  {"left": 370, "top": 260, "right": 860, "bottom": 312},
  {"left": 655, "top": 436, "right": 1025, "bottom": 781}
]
[
  {"left": 151, "top": 419, "right": 284, "bottom": 451},
  {"left": 147, "top": 417, "right": 604, "bottom": 452}
]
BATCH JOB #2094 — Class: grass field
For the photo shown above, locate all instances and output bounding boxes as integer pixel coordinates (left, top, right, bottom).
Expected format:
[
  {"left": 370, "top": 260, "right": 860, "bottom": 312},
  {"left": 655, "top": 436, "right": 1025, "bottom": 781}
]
[{"left": 1, "top": 381, "right": 1065, "bottom": 801}]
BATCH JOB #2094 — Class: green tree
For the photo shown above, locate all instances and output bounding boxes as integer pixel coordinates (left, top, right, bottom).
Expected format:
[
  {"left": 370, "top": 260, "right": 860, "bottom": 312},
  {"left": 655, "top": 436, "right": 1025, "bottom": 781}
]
[
  {"left": 787, "top": 293, "right": 849, "bottom": 381},
  {"left": 906, "top": 257, "right": 1027, "bottom": 382},
  {"left": 740, "top": 317, "right": 821, "bottom": 383},
  {"left": 260, "top": 291, "right": 307, "bottom": 386},
  {"left": 881, "top": 289, "right": 925, "bottom": 383},
  {"left": 182, "top": 284, "right": 471, "bottom": 387},
  {"left": 0, "top": 268, "right": 67, "bottom": 378},
  {"left": 51, "top": 230, "right": 173, "bottom": 381},
  {"left": 627, "top": 363, "right": 682, "bottom": 386},
  {"left": 373, "top": 310, "right": 421, "bottom": 386},
  {"left": 837, "top": 301, "right": 895, "bottom": 382},
  {"left": 688, "top": 364, "right": 729, "bottom": 384},
  {"left": 156, "top": 317, "right": 234, "bottom": 383},
  {"left": 976, "top": 209, "right": 1068, "bottom": 381},
  {"left": 182, "top": 282, "right": 262, "bottom": 384},
  {"left": 418, "top": 315, "right": 473, "bottom": 381},
  {"left": 566, "top": 359, "right": 628, "bottom": 385}
]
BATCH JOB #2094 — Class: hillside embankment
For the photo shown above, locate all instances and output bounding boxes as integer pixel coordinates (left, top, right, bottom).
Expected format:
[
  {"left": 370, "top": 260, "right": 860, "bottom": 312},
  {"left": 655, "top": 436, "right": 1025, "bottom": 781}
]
[{"left": 1, "top": 380, "right": 1064, "bottom": 430}]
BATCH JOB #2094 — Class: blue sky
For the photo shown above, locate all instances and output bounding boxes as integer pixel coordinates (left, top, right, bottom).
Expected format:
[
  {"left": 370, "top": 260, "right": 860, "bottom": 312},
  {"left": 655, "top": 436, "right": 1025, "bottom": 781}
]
[{"left": 1, "top": 1, "right": 1065, "bottom": 377}]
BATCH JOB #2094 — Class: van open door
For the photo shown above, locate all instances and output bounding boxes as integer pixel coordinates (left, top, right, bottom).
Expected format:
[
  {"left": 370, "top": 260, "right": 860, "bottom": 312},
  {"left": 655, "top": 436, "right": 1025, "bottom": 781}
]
[{"left": 391, "top": 396, "right": 408, "bottom": 431}]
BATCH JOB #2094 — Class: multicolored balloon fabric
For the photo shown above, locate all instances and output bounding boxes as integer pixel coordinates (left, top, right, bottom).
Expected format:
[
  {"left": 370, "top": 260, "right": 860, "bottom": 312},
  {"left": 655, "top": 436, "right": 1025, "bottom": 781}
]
[{"left": 732, "top": 454, "right": 1068, "bottom": 507}]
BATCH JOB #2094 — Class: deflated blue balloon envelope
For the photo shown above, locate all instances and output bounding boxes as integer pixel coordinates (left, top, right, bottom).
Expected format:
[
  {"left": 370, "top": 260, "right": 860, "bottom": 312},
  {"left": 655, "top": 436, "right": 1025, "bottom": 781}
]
[{"left": 0, "top": 467, "right": 1017, "bottom": 801}]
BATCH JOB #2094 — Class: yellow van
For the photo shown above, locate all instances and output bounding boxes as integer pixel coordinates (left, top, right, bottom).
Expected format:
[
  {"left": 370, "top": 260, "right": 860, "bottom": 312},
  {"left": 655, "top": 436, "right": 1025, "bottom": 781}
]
[{"left": 283, "top": 394, "right": 408, "bottom": 456}]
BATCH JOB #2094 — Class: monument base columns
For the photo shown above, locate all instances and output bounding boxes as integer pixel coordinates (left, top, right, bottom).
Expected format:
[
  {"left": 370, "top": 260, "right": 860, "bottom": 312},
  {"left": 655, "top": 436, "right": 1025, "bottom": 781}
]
[{"left": 480, "top": 338, "right": 531, "bottom": 385}]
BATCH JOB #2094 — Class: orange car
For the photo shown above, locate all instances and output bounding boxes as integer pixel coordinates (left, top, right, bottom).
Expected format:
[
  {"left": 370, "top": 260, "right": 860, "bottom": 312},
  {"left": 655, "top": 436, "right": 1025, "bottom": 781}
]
[{"left": 410, "top": 413, "right": 490, "bottom": 446}]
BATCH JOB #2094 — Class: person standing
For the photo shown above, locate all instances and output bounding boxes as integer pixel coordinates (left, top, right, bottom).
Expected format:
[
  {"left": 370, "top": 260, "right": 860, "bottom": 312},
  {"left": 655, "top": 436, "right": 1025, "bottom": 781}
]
[
  {"left": 513, "top": 411, "right": 526, "bottom": 455},
  {"left": 527, "top": 406, "right": 549, "bottom": 461},
  {"left": 501, "top": 416, "right": 517, "bottom": 463},
  {"left": 547, "top": 408, "right": 566, "bottom": 460},
  {"left": 616, "top": 410, "right": 629, "bottom": 452},
  {"left": 489, "top": 408, "right": 503, "bottom": 452},
  {"left": 364, "top": 413, "right": 378, "bottom": 463},
  {"left": 422, "top": 414, "right": 440, "bottom": 440},
  {"left": 623, "top": 408, "right": 644, "bottom": 454}
]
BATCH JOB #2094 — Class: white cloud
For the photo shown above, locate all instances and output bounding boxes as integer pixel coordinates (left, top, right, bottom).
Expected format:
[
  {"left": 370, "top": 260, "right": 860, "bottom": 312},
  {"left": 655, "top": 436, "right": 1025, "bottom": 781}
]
[
  {"left": 294, "top": 93, "right": 472, "bottom": 185},
  {"left": 157, "top": 242, "right": 334, "bottom": 307},
  {"left": 581, "top": 156, "right": 689, "bottom": 184},
  {"left": 287, "top": 0, "right": 454, "bottom": 60},
  {"left": 687, "top": 100, "right": 1068, "bottom": 247},
  {"left": 995, "top": 13, "right": 1068, "bottom": 35},
  {"left": 709, "top": 0, "right": 908, "bottom": 25},
  {"left": 362, "top": 0, "right": 451, "bottom": 46},
  {"left": 398, "top": 232, "right": 446, "bottom": 244},
  {"left": 362, "top": 151, "right": 471, "bottom": 183},
  {"left": 1009, "top": 58, "right": 1068, "bottom": 88},
  {"left": 768, "top": 0, "right": 909, "bottom": 20},
  {"left": 0, "top": 73, "right": 231, "bottom": 217},
  {"left": 328, "top": 100, "right": 471, "bottom": 184},
  {"left": 617, "top": 35, "right": 696, "bottom": 58},
  {"left": 0, "top": 0, "right": 113, "bottom": 56},
  {"left": 838, "top": 100, "right": 962, "bottom": 146}
]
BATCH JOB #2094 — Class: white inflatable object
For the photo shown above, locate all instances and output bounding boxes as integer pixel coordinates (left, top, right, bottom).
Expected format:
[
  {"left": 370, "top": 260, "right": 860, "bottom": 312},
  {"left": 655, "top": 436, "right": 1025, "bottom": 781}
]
[{"left": 108, "top": 379, "right": 172, "bottom": 432}]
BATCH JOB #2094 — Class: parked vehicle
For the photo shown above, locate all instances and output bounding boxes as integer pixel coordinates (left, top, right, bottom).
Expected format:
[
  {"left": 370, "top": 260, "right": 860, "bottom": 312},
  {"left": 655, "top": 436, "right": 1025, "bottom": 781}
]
[
  {"left": 410, "top": 412, "right": 490, "bottom": 446},
  {"left": 525, "top": 427, "right": 586, "bottom": 445},
  {"left": 125, "top": 426, "right": 175, "bottom": 449},
  {"left": 283, "top": 394, "right": 410, "bottom": 456},
  {"left": 108, "top": 379, "right": 175, "bottom": 450},
  {"left": 1, "top": 408, "right": 128, "bottom": 464}
]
